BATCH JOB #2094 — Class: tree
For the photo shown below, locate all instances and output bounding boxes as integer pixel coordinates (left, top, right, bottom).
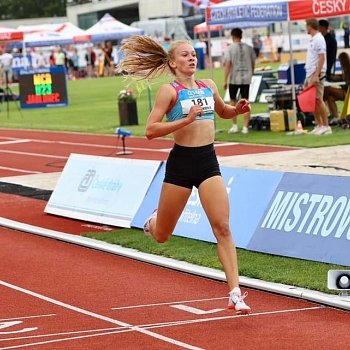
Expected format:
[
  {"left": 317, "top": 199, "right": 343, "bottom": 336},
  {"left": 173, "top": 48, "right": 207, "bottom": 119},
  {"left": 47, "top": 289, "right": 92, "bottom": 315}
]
[{"left": 0, "top": 0, "right": 67, "bottom": 20}]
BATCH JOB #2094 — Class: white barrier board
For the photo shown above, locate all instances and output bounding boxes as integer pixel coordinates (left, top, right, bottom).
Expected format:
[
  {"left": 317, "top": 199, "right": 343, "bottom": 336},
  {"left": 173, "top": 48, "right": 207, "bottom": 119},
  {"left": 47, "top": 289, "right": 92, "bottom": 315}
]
[{"left": 45, "top": 154, "right": 162, "bottom": 227}]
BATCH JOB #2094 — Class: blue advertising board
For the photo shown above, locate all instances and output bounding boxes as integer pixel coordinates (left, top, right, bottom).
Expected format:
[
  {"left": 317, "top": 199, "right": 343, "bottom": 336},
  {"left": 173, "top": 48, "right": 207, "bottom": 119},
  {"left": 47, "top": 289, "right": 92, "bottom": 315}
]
[
  {"left": 206, "top": 1, "right": 288, "bottom": 25},
  {"left": 132, "top": 164, "right": 283, "bottom": 248},
  {"left": 248, "top": 173, "right": 350, "bottom": 266}
]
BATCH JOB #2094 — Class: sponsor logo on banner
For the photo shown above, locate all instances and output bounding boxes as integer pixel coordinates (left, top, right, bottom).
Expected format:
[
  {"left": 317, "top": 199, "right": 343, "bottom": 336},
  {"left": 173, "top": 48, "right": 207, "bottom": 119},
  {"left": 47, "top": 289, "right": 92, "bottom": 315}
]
[
  {"left": 45, "top": 154, "right": 161, "bottom": 228},
  {"left": 78, "top": 169, "right": 96, "bottom": 192},
  {"left": 206, "top": 2, "right": 288, "bottom": 25},
  {"left": 132, "top": 163, "right": 282, "bottom": 249},
  {"left": 248, "top": 173, "right": 350, "bottom": 266},
  {"left": 260, "top": 191, "right": 350, "bottom": 239}
]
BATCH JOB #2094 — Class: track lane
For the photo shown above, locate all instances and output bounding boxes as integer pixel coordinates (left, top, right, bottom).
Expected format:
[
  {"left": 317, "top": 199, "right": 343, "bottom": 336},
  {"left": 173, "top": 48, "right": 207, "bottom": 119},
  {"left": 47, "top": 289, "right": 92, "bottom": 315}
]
[{"left": 1, "top": 227, "right": 350, "bottom": 350}]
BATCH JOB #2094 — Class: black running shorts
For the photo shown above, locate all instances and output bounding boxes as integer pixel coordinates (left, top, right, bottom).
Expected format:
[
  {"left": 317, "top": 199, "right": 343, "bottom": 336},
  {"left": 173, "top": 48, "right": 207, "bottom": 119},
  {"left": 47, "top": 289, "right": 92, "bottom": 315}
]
[{"left": 164, "top": 143, "right": 221, "bottom": 189}]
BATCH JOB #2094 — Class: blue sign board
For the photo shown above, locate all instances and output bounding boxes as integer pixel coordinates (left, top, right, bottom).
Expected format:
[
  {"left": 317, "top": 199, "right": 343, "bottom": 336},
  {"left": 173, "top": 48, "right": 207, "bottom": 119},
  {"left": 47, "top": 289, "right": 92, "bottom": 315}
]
[
  {"left": 206, "top": 1, "right": 288, "bottom": 25},
  {"left": 248, "top": 173, "right": 350, "bottom": 266}
]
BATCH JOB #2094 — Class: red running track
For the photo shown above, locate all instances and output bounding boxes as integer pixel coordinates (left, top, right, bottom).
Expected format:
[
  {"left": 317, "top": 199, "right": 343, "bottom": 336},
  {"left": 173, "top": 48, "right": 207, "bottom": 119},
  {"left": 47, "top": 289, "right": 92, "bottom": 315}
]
[
  {"left": 0, "top": 128, "right": 297, "bottom": 177},
  {"left": 2, "top": 228, "right": 350, "bottom": 350},
  {"left": 0, "top": 129, "right": 349, "bottom": 349}
]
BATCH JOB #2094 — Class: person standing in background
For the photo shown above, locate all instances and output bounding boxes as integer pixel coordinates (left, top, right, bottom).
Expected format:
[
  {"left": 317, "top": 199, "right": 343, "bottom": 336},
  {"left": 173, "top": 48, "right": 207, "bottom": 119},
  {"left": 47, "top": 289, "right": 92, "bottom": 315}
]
[
  {"left": 85, "top": 46, "right": 96, "bottom": 78},
  {"left": 53, "top": 47, "right": 65, "bottom": 67},
  {"left": 252, "top": 30, "right": 262, "bottom": 62},
  {"left": 103, "top": 41, "right": 114, "bottom": 77},
  {"left": 0, "top": 47, "right": 13, "bottom": 85},
  {"left": 318, "top": 19, "right": 337, "bottom": 81},
  {"left": 323, "top": 52, "right": 350, "bottom": 125},
  {"left": 305, "top": 18, "right": 331, "bottom": 135},
  {"left": 224, "top": 28, "right": 255, "bottom": 134},
  {"left": 263, "top": 31, "right": 276, "bottom": 63},
  {"left": 275, "top": 31, "right": 284, "bottom": 63},
  {"left": 343, "top": 23, "right": 350, "bottom": 48}
]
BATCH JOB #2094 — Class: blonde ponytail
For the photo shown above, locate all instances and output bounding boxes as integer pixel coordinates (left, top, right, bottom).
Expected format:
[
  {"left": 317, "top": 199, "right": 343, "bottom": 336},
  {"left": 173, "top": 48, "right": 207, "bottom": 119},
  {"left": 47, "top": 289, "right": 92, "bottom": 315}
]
[{"left": 117, "top": 35, "right": 169, "bottom": 80}]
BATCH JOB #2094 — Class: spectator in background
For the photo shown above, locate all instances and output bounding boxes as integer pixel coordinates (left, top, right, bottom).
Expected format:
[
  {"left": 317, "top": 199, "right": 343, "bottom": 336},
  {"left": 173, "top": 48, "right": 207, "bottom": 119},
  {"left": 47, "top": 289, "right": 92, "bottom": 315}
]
[
  {"left": 103, "top": 41, "right": 114, "bottom": 77},
  {"left": 194, "top": 35, "right": 207, "bottom": 69},
  {"left": 252, "top": 30, "right": 262, "bottom": 61},
  {"left": 343, "top": 23, "right": 350, "bottom": 48},
  {"left": 85, "top": 46, "right": 96, "bottom": 78},
  {"left": 71, "top": 48, "right": 80, "bottom": 80},
  {"left": 31, "top": 49, "right": 46, "bottom": 69},
  {"left": 275, "top": 31, "right": 284, "bottom": 63},
  {"left": 323, "top": 52, "right": 350, "bottom": 124},
  {"left": 224, "top": 28, "right": 255, "bottom": 134},
  {"left": 54, "top": 47, "right": 65, "bottom": 67},
  {"left": 49, "top": 50, "right": 55, "bottom": 66},
  {"left": 305, "top": 18, "right": 331, "bottom": 135},
  {"left": 318, "top": 19, "right": 337, "bottom": 81},
  {"left": 263, "top": 31, "right": 276, "bottom": 63},
  {"left": 0, "top": 47, "right": 13, "bottom": 85}
]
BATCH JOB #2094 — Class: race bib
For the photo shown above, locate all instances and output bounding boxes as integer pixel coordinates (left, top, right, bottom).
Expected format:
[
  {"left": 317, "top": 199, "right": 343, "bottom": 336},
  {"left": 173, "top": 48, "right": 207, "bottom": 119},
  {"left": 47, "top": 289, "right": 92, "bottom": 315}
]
[{"left": 179, "top": 88, "right": 214, "bottom": 117}]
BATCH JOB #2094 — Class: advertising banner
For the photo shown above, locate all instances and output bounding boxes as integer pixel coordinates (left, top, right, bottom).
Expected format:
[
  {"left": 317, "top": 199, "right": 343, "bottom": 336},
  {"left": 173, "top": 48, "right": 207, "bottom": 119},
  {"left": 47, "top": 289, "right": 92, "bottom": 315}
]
[
  {"left": 45, "top": 154, "right": 162, "bottom": 227},
  {"left": 132, "top": 164, "right": 282, "bottom": 248},
  {"left": 289, "top": 0, "right": 350, "bottom": 21},
  {"left": 248, "top": 173, "right": 350, "bottom": 266},
  {"left": 206, "top": 1, "right": 288, "bottom": 25}
]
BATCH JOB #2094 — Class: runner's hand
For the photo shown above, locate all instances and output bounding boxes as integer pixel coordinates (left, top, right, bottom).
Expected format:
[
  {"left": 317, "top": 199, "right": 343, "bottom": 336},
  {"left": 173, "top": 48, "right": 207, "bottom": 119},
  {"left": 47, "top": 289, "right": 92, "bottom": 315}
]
[{"left": 236, "top": 99, "right": 251, "bottom": 114}]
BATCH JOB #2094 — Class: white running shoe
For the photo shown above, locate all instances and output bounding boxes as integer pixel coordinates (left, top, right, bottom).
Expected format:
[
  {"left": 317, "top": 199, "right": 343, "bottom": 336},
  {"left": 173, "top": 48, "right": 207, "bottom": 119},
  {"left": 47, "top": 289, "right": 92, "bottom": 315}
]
[
  {"left": 228, "top": 288, "right": 251, "bottom": 314},
  {"left": 143, "top": 209, "right": 157, "bottom": 236},
  {"left": 242, "top": 126, "right": 249, "bottom": 134},
  {"left": 309, "top": 125, "right": 321, "bottom": 134},
  {"left": 228, "top": 124, "right": 239, "bottom": 133},
  {"left": 322, "top": 126, "right": 332, "bottom": 135},
  {"left": 314, "top": 126, "right": 332, "bottom": 135}
]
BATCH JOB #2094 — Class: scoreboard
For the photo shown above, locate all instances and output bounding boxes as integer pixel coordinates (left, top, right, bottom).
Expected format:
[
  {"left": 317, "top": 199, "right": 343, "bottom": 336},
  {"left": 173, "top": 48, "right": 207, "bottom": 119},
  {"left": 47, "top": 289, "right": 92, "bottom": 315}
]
[{"left": 19, "top": 66, "right": 68, "bottom": 108}]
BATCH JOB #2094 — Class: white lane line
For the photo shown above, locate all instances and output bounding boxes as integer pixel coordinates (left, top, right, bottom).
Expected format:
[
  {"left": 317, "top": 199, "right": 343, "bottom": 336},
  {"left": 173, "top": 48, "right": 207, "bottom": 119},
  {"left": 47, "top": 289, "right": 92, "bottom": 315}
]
[
  {"left": 0, "top": 166, "right": 42, "bottom": 174},
  {"left": 0, "top": 140, "right": 31, "bottom": 145},
  {"left": 0, "top": 315, "right": 55, "bottom": 322},
  {"left": 0, "top": 280, "right": 203, "bottom": 350},
  {"left": 0, "top": 305, "right": 325, "bottom": 349},
  {"left": 170, "top": 305, "right": 225, "bottom": 315},
  {"left": 24, "top": 139, "right": 170, "bottom": 153},
  {"left": 0, "top": 150, "right": 67, "bottom": 160},
  {"left": 111, "top": 296, "right": 227, "bottom": 310},
  {"left": 0, "top": 326, "right": 123, "bottom": 342}
]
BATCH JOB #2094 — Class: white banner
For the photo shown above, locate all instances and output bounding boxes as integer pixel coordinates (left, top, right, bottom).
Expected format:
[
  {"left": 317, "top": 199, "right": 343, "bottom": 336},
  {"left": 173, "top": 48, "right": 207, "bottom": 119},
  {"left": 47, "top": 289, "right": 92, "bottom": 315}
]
[{"left": 45, "top": 154, "right": 162, "bottom": 227}]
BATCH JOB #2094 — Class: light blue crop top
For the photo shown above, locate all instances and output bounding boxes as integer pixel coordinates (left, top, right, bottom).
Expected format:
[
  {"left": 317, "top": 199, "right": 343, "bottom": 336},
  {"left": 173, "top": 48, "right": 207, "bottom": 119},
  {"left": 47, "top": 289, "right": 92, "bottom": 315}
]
[{"left": 166, "top": 80, "right": 215, "bottom": 122}]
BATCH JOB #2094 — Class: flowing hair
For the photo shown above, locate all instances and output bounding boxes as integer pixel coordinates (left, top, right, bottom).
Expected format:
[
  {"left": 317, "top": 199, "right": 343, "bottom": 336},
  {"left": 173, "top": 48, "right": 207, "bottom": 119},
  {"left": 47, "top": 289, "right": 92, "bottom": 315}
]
[{"left": 117, "top": 35, "right": 192, "bottom": 80}]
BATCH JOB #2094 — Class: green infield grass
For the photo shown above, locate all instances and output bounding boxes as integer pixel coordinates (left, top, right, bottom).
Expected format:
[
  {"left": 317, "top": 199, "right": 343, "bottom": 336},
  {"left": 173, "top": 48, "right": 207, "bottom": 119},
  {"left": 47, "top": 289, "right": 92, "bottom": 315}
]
[{"left": 1, "top": 66, "right": 349, "bottom": 148}]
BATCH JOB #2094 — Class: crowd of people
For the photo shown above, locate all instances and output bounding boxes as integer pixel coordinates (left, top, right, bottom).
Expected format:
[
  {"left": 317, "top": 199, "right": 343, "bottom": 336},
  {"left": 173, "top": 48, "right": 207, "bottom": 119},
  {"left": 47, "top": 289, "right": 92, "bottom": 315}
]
[
  {"left": 2, "top": 19, "right": 350, "bottom": 134},
  {"left": 222, "top": 19, "right": 350, "bottom": 135},
  {"left": 0, "top": 40, "right": 117, "bottom": 86}
]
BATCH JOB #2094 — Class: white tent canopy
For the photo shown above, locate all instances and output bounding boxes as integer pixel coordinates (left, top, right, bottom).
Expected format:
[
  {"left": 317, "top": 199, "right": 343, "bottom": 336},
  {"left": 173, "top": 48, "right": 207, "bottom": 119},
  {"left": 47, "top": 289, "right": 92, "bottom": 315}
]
[
  {"left": 86, "top": 13, "right": 144, "bottom": 43},
  {"left": 17, "top": 22, "right": 90, "bottom": 47}
]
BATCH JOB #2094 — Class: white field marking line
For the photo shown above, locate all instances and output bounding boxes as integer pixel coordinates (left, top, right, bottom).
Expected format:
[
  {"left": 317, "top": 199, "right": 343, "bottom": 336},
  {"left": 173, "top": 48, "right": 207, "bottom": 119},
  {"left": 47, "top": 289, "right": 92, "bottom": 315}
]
[
  {"left": 0, "top": 166, "right": 42, "bottom": 174},
  {"left": 111, "top": 296, "right": 227, "bottom": 310},
  {"left": 0, "top": 315, "right": 55, "bottom": 323},
  {"left": 0, "top": 140, "right": 31, "bottom": 146},
  {"left": 29, "top": 139, "right": 170, "bottom": 153},
  {"left": 0, "top": 326, "right": 123, "bottom": 342},
  {"left": 0, "top": 150, "right": 67, "bottom": 160},
  {"left": 0, "top": 305, "right": 326, "bottom": 349},
  {"left": 0, "top": 280, "right": 204, "bottom": 350}
]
